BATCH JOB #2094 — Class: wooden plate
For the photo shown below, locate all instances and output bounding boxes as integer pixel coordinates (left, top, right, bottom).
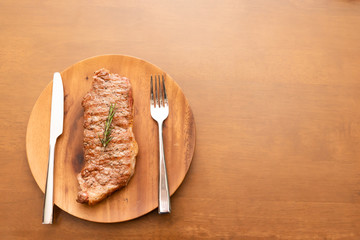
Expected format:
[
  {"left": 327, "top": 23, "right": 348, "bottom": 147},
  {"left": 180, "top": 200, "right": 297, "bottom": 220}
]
[{"left": 26, "top": 55, "right": 196, "bottom": 223}]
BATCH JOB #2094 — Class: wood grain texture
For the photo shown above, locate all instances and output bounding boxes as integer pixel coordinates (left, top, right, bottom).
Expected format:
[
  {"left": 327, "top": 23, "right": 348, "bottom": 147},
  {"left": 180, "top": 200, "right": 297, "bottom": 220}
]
[
  {"left": 26, "top": 55, "right": 195, "bottom": 222},
  {"left": 1, "top": 0, "right": 360, "bottom": 239}
]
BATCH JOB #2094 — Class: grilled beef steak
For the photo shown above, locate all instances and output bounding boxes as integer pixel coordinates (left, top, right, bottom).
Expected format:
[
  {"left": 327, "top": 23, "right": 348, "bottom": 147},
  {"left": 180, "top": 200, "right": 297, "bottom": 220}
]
[{"left": 76, "top": 68, "right": 138, "bottom": 205}]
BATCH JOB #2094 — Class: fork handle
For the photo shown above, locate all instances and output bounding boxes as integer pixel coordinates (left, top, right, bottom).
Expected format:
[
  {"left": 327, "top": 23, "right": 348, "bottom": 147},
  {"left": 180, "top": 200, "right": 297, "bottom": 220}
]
[{"left": 157, "top": 121, "right": 171, "bottom": 214}]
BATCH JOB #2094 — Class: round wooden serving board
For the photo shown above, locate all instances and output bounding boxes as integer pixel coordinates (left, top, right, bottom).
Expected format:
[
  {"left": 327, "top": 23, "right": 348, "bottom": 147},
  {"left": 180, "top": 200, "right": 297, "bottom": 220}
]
[{"left": 26, "top": 55, "right": 196, "bottom": 223}]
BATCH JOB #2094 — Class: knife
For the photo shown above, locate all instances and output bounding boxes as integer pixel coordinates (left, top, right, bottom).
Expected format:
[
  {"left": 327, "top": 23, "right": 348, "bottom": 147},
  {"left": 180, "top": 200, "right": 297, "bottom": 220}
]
[{"left": 42, "top": 72, "right": 64, "bottom": 224}]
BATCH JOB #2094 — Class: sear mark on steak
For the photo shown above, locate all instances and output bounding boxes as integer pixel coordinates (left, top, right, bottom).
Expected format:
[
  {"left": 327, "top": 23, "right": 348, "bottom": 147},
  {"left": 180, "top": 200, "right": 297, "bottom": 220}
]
[{"left": 76, "top": 68, "right": 138, "bottom": 205}]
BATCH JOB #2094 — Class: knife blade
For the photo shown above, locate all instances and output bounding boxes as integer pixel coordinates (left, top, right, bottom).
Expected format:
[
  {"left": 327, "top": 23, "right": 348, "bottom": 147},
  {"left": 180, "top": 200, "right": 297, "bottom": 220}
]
[{"left": 42, "top": 72, "right": 64, "bottom": 224}]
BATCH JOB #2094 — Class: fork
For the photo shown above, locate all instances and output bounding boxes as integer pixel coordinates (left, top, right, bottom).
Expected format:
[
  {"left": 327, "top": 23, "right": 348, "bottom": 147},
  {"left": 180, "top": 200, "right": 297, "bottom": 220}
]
[{"left": 150, "top": 75, "right": 171, "bottom": 214}]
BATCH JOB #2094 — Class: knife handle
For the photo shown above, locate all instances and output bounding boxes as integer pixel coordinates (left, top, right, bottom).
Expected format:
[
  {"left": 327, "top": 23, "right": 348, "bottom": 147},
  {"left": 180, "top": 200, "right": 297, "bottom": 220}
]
[{"left": 42, "top": 140, "right": 56, "bottom": 224}]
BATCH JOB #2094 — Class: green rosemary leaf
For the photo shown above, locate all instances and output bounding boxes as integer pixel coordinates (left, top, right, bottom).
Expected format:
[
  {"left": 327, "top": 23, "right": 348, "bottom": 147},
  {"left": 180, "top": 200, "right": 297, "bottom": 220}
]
[{"left": 99, "top": 103, "right": 117, "bottom": 148}]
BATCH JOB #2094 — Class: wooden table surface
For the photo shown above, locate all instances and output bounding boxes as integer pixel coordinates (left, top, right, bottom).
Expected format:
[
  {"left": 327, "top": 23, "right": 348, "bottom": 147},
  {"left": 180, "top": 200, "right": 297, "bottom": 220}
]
[{"left": 1, "top": 0, "right": 360, "bottom": 239}]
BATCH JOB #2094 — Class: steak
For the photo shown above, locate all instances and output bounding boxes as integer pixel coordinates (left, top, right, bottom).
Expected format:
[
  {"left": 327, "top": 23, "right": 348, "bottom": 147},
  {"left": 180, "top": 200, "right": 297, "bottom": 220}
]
[{"left": 76, "top": 68, "right": 138, "bottom": 205}]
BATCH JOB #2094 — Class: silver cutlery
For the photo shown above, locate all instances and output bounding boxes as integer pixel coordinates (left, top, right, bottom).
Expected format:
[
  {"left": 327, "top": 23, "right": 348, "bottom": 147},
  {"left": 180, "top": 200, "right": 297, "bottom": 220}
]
[
  {"left": 150, "top": 75, "right": 171, "bottom": 214},
  {"left": 42, "top": 72, "right": 64, "bottom": 224}
]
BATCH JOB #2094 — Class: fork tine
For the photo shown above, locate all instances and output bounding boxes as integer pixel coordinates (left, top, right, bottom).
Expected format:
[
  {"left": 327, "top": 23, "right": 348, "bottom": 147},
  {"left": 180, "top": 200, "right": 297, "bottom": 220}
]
[
  {"left": 162, "top": 75, "right": 168, "bottom": 106},
  {"left": 155, "top": 75, "right": 159, "bottom": 107},
  {"left": 158, "top": 75, "right": 162, "bottom": 107},
  {"left": 150, "top": 75, "right": 154, "bottom": 106}
]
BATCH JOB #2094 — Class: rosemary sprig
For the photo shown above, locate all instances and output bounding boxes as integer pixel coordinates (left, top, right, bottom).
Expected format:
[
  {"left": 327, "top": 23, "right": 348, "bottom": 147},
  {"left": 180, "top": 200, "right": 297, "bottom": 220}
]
[{"left": 99, "top": 103, "right": 117, "bottom": 148}]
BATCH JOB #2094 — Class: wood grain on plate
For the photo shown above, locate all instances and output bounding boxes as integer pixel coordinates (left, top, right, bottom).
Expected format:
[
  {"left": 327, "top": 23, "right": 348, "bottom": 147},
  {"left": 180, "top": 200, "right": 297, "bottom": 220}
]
[{"left": 25, "top": 55, "right": 196, "bottom": 223}]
